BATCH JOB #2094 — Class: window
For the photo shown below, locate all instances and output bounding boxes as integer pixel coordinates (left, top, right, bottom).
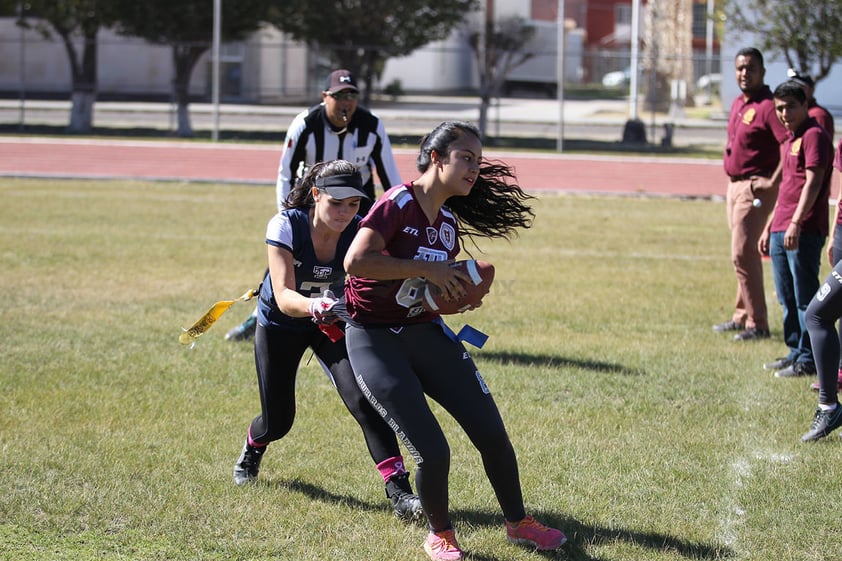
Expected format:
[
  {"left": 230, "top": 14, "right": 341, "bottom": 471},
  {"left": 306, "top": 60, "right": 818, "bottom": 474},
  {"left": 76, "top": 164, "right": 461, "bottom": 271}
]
[
  {"left": 692, "top": 2, "right": 711, "bottom": 39},
  {"left": 615, "top": 4, "right": 632, "bottom": 25},
  {"left": 615, "top": 3, "right": 632, "bottom": 38}
]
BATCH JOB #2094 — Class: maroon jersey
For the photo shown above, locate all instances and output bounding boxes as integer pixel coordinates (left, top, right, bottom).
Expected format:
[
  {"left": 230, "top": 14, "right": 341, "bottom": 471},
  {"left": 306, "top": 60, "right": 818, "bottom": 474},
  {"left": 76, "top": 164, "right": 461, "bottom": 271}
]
[
  {"left": 770, "top": 118, "right": 833, "bottom": 235},
  {"left": 345, "top": 183, "right": 461, "bottom": 326},
  {"left": 724, "top": 85, "right": 788, "bottom": 178}
]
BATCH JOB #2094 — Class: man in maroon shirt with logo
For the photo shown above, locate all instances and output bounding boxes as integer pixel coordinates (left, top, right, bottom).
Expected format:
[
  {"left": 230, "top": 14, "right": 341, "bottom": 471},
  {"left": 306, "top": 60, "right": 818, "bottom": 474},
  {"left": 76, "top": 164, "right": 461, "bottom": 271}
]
[
  {"left": 758, "top": 81, "right": 833, "bottom": 379},
  {"left": 715, "top": 47, "right": 789, "bottom": 341}
]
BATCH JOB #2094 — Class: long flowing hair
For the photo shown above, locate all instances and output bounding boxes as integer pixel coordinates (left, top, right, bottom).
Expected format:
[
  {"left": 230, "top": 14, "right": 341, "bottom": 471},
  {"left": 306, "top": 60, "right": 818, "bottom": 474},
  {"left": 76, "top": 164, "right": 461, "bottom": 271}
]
[
  {"left": 416, "top": 120, "right": 535, "bottom": 247},
  {"left": 283, "top": 159, "right": 359, "bottom": 209}
]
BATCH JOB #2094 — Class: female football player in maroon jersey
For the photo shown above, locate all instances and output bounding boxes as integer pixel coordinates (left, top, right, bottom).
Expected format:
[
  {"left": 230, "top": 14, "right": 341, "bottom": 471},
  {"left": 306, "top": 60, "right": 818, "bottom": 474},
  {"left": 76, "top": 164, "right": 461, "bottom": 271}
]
[
  {"left": 343, "top": 121, "right": 566, "bottom": 560},
  {"left": 232, "top": 160, "right": 422, "bottom": 521}
]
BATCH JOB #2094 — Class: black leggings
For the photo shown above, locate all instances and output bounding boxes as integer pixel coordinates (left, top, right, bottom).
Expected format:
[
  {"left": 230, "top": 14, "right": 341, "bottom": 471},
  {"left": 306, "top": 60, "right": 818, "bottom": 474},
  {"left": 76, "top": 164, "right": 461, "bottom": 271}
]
[
  {"left": 248, "top": 322, "right": 400, "bottom": 464},
  {"left": 346, "top": 322, "right": 525, "bottom": 531},
  {"left": 805, "top": 261, "right": 842, "bottom": 405}
]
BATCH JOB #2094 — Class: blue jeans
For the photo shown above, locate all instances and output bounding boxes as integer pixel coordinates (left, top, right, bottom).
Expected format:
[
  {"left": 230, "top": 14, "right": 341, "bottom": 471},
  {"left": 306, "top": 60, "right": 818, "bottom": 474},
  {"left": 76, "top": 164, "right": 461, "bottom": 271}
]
[{"left": 769, "top": 231, "right": 825, "bottom": 367}]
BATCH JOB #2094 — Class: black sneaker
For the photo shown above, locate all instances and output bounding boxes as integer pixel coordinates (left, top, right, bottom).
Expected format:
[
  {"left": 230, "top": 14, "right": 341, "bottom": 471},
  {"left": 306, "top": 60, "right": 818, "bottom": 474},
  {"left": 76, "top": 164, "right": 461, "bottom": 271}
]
[
  {"left": 777, "top": 362, "right": 817, "bottom": 378},
  {"left": 801, "top": 403, "right": 842, "bottom": 442},
  {"left": 713, "top": 320, "right": 744, "bottom": 333},
  {"left": 733, "top": 327, "right": 770, "bottom": 341},
  {"left": 225, "top": 315, "right": 257, "bottom": 342},
  {"left": 763, "top": 357, "right": 792, "bottom": 371},
  {"left": 233, "top": 440, "right": 266, "bottom": 485},
  {"left": 385, "top": 473, "right": 423, "bottom": 522}
]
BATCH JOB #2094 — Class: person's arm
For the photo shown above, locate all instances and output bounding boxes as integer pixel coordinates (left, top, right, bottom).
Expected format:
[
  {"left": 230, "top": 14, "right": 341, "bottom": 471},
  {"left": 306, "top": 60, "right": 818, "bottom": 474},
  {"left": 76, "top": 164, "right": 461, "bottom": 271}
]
[
  {"left": 344, "top": 226, "right": 470, "bottom": 301},
  {"left": 751, "top": 160, "right": 783, "bottom": 196},
  {"left": 275, "top": 112, "right": 309, "bottom": 211},
  {"left": 784, "top": 167, "right": 827, "bottom": 250},
  {"left": 758, "top": 205, "right": 775, "bottom": 256},
  {"left": 371, "top": 118, "right": 402, "bottom": 190}
]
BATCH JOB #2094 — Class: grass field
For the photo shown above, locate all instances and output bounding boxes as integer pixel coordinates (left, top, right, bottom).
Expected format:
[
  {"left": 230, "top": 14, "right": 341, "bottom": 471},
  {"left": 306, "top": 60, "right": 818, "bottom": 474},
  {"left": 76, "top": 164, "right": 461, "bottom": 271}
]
[{"left": 1, "top": 177, "right": 841, "bottom": 561}]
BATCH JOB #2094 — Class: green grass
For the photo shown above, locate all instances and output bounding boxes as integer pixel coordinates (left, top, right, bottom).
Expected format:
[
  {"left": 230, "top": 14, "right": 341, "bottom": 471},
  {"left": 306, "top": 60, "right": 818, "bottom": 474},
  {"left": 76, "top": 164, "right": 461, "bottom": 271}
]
[{"left": 1, "top": 178, "right": 840, "bottom": 561}]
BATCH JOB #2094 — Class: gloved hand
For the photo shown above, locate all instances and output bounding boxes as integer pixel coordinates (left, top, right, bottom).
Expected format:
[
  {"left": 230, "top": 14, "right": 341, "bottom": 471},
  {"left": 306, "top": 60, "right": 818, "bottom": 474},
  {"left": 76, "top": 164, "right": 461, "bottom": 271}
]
[{"left": 308, "top": 291, "right": 339, "bottom": 325}]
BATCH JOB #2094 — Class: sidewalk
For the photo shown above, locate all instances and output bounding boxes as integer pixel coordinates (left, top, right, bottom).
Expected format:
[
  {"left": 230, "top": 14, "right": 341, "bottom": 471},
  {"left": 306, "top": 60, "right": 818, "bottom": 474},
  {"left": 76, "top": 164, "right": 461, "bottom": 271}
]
[{"left": 0, "top": 95, "right": 726, "bottom": 148}]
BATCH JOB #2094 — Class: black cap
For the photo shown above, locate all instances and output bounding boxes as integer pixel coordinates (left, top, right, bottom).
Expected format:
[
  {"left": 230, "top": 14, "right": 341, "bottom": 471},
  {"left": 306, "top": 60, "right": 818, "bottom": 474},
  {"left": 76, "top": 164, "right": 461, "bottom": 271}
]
[
  {"left": 787, "top": 68, "right": 814, "bottom": 88},
  {"left": 315, "top": 172, "right": 369, "bottom": 200},
  {"left": 324, "top": 69, "right": 359, "bottom": 94}
]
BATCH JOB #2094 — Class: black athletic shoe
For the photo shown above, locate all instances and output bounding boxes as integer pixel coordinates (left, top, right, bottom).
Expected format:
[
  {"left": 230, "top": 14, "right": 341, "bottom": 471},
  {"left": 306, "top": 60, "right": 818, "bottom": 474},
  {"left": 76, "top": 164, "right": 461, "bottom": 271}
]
[
  {"left": 233, "top": 440, "right": 266, "bottom": 485},
  {"left": 713, "top": 320, "right": 744, "bottom": 333},
  {"left": 733, "top": 327, "right": 770, "bottom": 341},
  {"left": 385, "top": 473, "right": 423, "bottom": 522},
  {"left": 801, "top": 404, "right": 842, "bottom": 442},
  {"left": 777, "top": 362, "right": 817, "bottom": 378},
  {"left": 763, "top": 357, "right": 792, "bottom": 371}
]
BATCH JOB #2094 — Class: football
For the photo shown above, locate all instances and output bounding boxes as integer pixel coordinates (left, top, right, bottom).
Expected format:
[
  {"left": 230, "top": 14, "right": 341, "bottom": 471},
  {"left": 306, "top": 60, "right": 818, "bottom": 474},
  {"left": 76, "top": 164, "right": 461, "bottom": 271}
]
[{"left": 422, "top": 259, "right": 495, "bottom": 315}]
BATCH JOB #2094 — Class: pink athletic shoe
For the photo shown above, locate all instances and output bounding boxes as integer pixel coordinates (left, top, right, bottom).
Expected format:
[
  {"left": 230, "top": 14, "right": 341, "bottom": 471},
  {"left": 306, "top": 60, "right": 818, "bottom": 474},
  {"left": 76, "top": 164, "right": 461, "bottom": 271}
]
[
  {"left": 506, "top": 515, "right": 567, "bottom": 550},
  {"left": 423, "top": 528, "right": 462, "bottom": 561}
]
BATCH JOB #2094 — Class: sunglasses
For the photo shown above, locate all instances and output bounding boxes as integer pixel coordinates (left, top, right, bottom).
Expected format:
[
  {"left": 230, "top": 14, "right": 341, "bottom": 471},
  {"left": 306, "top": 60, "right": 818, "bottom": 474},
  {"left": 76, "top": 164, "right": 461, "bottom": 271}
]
[{"left": 329, "top": 91, "right": 359, "bottom": 101}]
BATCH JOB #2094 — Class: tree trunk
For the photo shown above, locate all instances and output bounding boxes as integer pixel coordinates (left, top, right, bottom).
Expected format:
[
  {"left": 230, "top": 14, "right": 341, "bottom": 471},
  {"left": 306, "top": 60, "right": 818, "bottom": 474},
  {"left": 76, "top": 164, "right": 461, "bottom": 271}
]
[
  {"left": 60, "top": 29, "right": 98, "bottom": 133},
  {"left": 172, "top": 44, "right": 208, "bottom": 138},
  {"left": 173, "top": 73, "right": 193, "bottom": 138},
  {"left": 69, "top": 90, "right": 96, "bottom": 133},
  {"left": 478, "top": 95, "right": 491, "bottom": 141}
]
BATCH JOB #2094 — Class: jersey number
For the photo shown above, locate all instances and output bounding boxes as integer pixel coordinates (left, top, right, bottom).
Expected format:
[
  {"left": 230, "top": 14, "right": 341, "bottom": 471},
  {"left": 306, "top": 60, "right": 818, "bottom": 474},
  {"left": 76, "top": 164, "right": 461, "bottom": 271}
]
[
  {"left": 395, "top": 277, "right": 426, "bottom": 308},
  {"left": 300, "top": 281, "right": 332, "bottom": 298}
]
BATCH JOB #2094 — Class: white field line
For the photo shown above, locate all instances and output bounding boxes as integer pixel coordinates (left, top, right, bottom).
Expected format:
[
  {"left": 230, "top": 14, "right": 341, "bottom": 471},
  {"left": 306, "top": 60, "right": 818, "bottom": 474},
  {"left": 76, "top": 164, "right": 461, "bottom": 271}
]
[{"left": 718, "top": 450, "right": 794, "bottom": 552}]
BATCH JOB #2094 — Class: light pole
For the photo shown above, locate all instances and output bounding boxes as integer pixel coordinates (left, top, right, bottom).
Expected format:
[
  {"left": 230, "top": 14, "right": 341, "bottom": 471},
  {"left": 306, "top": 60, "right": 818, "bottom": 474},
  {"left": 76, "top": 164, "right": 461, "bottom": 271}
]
[
  {"left": 556, "top": 0, "right": 565, "bottom": 152},
  {"left": 17, "top": 1, "right": 26, "bottom": 130},
  {"left": 211, "top": 0, "right": 221, "bottom": 141},
  {"left": 629, "top": 0, "right": 641, "bottom": 119},
  {"left": 705, "top": 0, "right": 714, "bottom": 103}
]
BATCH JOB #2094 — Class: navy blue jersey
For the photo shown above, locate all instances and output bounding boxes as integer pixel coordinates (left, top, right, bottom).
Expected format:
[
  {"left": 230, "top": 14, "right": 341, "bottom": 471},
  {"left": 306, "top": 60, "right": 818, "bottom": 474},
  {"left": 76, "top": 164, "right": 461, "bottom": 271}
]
[{"left": 257, "top": 207, "right": 360, "bottom": 331}]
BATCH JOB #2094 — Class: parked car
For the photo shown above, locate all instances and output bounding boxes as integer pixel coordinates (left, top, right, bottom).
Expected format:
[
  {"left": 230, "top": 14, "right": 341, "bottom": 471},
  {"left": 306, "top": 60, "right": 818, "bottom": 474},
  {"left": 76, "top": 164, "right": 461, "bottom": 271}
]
[
  {"left": 696, "top": 73, "right": 721, "bottom": 91},
  {"left": 601, "top": 67, "right": 631, "bottom": 88}
]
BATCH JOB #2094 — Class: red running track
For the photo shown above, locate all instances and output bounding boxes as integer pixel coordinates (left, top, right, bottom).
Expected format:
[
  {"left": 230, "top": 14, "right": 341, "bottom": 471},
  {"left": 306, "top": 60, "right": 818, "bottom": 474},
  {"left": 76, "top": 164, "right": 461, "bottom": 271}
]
[{"left": 0, "top": 137, "right": 731, "bottom": 198}]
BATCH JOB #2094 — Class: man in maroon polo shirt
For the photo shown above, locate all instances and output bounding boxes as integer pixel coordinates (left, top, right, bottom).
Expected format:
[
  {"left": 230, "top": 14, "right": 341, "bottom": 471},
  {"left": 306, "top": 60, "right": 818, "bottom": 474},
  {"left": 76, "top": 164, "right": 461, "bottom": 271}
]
[
  {"left": 714, "top": 47, "right": 789, "bottom": 341},
  {"left": 759, "top": 81, "right": 833, "bottom": 379}
]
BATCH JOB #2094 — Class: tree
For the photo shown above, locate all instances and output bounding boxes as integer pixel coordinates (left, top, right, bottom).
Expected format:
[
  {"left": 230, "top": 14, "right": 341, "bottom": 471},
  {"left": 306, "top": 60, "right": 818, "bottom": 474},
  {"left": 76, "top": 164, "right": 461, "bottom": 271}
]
[
  {"left": 15, "top": 1, "right": 118, "bottom": 133},
  {"left": 266, "top": 0, "right": 478, "bottom": 105},
  {"left": 724, "top": 0, "right": 842, "bottom": 82},
  {"left": 112, "top": 1, "right": 269, "bottom": 137},
  {"left": 466, "top": 15, "right": 536, "bottom": 140}
]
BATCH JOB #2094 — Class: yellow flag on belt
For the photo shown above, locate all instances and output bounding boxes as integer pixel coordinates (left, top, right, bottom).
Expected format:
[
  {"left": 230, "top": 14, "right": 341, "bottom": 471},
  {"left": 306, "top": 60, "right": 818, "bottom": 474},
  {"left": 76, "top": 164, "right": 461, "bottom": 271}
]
[{"left": 179, "top": 288, "right": 258, "bottom": 346}]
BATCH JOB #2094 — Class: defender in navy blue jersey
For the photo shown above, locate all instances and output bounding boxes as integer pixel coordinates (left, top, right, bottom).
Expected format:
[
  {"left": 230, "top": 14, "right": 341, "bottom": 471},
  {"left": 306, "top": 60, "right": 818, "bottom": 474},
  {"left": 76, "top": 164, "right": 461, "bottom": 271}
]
[
  {"left": 225, "top": 69, "right": 401, "bottom": 342},
  {"left": 233, "top": 160, "right": 421, "bottom": 521}
]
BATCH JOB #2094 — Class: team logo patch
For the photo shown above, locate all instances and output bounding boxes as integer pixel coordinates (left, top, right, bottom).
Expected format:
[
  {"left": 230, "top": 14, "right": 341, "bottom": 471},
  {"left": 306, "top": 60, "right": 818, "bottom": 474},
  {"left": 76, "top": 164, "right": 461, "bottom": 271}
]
[
  {"left": 475, "top": 370, "right": 490, "bottom": 394},
  {"left": 312, "top": 265, "right": 332, "bottom": 280},
  {"left": 817, "top": 282, "right": 831, "bottom": 302},
  {"left": 742, "top": 108, "right": 756, "bottom": 125},
  {"left": 426, "top": 227, "right": 438, "bottom": 245},
  {"left": 791, "top": 138, "right": 802, "bottom": 155},
  {"left": 440, "top": 223, "right": 456, "bottom": 251}
]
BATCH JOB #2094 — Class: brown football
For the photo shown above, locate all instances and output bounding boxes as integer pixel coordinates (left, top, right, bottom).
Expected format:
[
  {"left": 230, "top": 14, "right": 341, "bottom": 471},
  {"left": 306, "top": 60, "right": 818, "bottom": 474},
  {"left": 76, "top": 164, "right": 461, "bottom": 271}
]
[{"left": 422, "top": 260, "right": 495, "bottom": 315}]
